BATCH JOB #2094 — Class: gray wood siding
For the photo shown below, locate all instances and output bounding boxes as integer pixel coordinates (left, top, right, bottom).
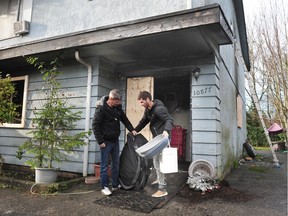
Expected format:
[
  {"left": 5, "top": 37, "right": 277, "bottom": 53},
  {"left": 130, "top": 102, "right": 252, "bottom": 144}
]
[
  {"left": 191, "top": 63, "right": 222, "bottom": 175},
  {"left": 88, "top": 57, "right": 121, "bottom": 174},
  {"left": 218, "top": 43, "right": 246, "bottom": 177},
  {"left": 0, "top": 57, "right": 106, "bottom": 174}
]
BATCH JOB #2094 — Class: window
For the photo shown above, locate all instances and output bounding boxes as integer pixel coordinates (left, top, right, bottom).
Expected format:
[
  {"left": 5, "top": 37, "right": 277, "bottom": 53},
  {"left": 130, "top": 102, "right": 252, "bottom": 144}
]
[{"left": 1, "top": 75, "right": 29, "bottom": 128}]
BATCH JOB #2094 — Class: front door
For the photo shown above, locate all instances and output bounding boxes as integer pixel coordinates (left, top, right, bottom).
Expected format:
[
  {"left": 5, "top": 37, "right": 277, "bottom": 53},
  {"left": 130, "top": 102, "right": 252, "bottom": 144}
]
[{"left": 126, "top": 77, "right": 154, "bottom": 140}]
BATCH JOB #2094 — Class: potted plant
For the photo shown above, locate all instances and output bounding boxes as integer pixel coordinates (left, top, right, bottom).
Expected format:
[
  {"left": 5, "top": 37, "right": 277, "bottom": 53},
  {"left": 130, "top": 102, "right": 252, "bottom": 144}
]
[{"left": 17, "top": 57, "right": 90, "bottom": 183}]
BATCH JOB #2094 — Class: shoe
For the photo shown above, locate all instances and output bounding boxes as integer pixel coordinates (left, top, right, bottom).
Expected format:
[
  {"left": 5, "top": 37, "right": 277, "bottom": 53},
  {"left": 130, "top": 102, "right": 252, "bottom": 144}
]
[
  {"left": 111, "top": 185, "right": 122, "bottom": 191},
  {"left": 150, "top": 180, "right": 159, "bottom": 185},
  {"left": 101, "top": 187, "right": 112, "bottom": 196},
  {"left": 151, "top": 190, "right": 168, "bottom": 198}
]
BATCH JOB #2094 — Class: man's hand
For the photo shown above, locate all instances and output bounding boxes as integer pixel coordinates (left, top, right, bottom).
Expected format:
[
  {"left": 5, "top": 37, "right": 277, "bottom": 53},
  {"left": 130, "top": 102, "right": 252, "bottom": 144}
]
[
  {"left": 162, "top": 131, "right": 169, "bottom": 138},
  {"left": 100, "top": 143, "right": 106, "bottom": 148},
  {"left": 131, "top": 130, "right": 137, "bottom": 136}
]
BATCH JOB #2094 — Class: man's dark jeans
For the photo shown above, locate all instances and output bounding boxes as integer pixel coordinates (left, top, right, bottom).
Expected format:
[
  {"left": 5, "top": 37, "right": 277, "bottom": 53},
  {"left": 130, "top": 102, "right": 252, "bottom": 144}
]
[{"left": 100, "top": 140, "right": 120, "bottom": 189}]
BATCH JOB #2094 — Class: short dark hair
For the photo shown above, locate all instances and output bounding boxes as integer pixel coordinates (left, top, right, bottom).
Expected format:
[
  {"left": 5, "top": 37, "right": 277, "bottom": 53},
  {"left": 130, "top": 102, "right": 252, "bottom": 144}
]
[
  {"left": 137, "top": 91, "right": 152, "bottom": 100},
  {"left": 109, "top": 89, "right": 122, "bottom": 100}
]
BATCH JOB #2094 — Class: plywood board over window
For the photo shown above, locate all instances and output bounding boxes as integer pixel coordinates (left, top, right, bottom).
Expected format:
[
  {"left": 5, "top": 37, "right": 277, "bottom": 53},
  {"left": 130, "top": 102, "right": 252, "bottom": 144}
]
[{"left": 126, "top": 77, "right": 154, "bottom": 140}]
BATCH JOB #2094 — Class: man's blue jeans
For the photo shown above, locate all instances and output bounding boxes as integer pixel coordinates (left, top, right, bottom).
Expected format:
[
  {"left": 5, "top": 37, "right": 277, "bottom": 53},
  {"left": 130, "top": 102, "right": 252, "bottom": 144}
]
[{"left": 100, "top": 140, "right": 120, "bottom": 189}]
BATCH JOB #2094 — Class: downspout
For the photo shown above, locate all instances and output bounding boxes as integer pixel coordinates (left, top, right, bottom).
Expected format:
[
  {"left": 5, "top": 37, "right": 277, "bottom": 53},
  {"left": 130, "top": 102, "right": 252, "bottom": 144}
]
[
  {"left": 75, "top": 51, "right": 92, "bottom": 177},
  {"left": 17, "top": 0, "right": 21, "bottom": 21}
]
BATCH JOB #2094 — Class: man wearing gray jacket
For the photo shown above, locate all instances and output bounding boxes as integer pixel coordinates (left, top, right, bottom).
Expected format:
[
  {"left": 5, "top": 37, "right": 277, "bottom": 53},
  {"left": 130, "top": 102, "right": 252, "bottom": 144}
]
[{"left": 135, "top": 91, "right": 173, "bottom": 198}]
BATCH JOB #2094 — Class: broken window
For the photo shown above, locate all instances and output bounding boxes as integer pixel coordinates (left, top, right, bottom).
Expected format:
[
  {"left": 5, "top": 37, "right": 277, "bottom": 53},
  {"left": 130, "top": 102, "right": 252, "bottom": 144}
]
[{"left": 1, "top": 75, "right": 29, "bottom": 128}]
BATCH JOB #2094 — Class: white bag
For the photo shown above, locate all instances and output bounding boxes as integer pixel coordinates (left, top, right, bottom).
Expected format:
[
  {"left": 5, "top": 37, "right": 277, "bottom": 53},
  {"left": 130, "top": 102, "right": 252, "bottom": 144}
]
[{"left": 159, "top": 145, "right": 178, "bottom": 174}]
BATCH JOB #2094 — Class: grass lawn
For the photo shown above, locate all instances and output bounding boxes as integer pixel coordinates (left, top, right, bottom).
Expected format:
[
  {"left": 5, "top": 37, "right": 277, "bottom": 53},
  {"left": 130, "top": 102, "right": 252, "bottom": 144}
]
[{"left": 255, "top": 147, "right": 270, "bottom": 150}]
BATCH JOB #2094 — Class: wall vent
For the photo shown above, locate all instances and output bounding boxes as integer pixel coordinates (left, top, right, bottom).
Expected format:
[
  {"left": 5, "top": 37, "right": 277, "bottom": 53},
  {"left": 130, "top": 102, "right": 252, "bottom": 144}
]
[{"left": 14, "top": 20, "right": 30, "bottom": 35}]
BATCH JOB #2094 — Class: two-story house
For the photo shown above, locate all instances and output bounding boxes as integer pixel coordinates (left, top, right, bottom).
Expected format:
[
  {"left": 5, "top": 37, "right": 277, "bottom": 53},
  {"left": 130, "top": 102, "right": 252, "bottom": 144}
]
[{"left": 0, "top": 0, "right": 249, "bottom": 178}]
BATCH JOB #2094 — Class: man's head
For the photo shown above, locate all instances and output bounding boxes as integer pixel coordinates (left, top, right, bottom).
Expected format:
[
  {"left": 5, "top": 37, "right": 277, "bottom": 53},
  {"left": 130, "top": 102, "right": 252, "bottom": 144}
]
[
  {"left": 137, "top": 91, "right": 152, "bottom": 101},
  {"left": 109, "top": 89, "right": 122, "bottom": 100},
  {"left": 137, "top": 91, "right": 153, "bottom": 109},
  {"left": 108, "top": 89, "right": 122, "bottom": 107}
]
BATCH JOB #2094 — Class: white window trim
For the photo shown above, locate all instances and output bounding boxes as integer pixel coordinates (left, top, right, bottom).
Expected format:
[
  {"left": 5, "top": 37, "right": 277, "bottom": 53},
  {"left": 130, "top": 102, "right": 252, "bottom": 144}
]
[{"left": 1, "top": 75, "right": 29, "bottom": 128}]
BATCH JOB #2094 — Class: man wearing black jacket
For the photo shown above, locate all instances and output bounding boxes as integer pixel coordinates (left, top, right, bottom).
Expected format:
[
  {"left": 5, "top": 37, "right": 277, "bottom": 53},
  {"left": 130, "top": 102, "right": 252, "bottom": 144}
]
[
  {"left": 92, "top": 89, "right": 137, "bottom": 196},
  {"left": 135, "top": 91, "right": 173, "bottom": 198}
]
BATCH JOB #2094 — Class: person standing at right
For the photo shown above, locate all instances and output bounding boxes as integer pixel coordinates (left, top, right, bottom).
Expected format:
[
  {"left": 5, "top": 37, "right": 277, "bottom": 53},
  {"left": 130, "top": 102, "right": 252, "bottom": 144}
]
[{"left": 135, "top": 91, "right": 173, "bottom": 198}]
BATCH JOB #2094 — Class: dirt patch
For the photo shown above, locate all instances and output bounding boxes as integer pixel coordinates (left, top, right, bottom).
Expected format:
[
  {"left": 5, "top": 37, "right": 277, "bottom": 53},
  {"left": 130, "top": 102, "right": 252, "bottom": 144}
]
[
  {"left": 1, "top": 164, "right": 82, "bottom": 184},
  {"left": 1, "top": 164, "right": 35, "bottom": 182},
  {"left": 177, "top": 180, "right": 256, "bottom": 204}
]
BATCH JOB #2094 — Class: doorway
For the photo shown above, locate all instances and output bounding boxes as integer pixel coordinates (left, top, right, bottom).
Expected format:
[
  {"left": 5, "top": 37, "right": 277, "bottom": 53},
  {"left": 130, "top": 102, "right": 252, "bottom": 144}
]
[
  {"left": 155, "top": 75, "right": 190, "bottom": 161},
  {"left": 126, "top": 74, "right": 191, "bottom": 161},
  {"left": 154, "top": 76, "right": 190, "bottom": 115}
]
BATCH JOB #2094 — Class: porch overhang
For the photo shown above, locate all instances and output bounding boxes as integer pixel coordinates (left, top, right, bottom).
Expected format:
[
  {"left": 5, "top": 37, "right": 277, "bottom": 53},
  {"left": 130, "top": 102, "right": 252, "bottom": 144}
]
[{"left": 0, "top": 4, "right": 233, "bottom": 72}]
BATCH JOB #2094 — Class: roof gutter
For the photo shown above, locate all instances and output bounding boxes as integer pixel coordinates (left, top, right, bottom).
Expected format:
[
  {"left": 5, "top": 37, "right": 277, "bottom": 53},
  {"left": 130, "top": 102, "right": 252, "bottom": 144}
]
[{"left": 75, "top": 51, "right": 92, "bottom": 177}]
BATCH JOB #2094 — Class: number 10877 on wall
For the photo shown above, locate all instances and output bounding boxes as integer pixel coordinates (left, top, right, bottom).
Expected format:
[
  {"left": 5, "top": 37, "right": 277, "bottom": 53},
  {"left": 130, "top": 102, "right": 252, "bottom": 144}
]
[{"left": 193, "top": 87, "right": 213, "bottom": 96}]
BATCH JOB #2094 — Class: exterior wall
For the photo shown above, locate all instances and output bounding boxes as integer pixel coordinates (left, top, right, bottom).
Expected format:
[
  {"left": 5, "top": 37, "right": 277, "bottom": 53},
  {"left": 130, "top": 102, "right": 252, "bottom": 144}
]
[
  {"left": 0, "top": 54, "right": 140, "bottom": 174},
  {"left": 89, "top": 57, "right": 130, "bottom": 173},
  {"left": 0, "top": 128, "right": 29, "bottom": 166},
  {"left": 89, "top": 57, "right": 119, "bottom": 173},
  {"left": 1, "top": 0, "right": 232, "bottom": 49},
  {"left": 188, "top": 0, "right": 247, "bottom": 178},
  {"left": 218, "top": 47, "right": 238, "bottom": 177},
  {"left": 0, "top": 56, "right": 113, "bottom": 174},
  {"left": 190, "top": 45, "right": 246, "bottom": 179},
  {"left": 0, "top": 61, "right": 82, "bottom": 171},
  {"left": 218, "top": 43, "right": 247, "bottom": 177},
  {"left": 191, "top": 62, "right": 222, "bottom": 176},
  {"left": 217, "top": 0, "right": 247, "bottom": 177},
  {"left": 1, "top": 0, "right": 188, "bottom": 48}
]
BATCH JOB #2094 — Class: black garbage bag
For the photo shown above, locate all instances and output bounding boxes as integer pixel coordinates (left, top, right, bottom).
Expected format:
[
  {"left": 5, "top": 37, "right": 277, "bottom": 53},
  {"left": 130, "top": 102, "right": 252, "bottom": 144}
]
[{"left": 119, "top": 133, "right": 152, "bottom": 190}]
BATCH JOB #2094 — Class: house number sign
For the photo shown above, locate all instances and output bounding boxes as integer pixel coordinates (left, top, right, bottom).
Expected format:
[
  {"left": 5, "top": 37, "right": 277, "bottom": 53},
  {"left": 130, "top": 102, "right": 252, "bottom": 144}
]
[{"left": 193, "top": 86, "right": 214, "bottom": 96}]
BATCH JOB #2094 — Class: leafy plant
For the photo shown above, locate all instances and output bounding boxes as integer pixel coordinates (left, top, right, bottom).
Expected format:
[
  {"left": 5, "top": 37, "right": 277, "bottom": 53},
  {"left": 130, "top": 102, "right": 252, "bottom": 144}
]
[
  {"left": 247, "top": 106, "right": 268, "bottom": 147},
  {"left": 0, "top": 72, "right": 19, "bottom": 124},
  {"left": 17, "top": 57, "right": 90, "bottom": 169}
]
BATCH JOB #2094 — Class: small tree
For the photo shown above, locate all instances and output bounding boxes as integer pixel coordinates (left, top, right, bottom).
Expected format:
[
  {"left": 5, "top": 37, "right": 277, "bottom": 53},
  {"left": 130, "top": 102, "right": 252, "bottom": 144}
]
[
  {"left": 17, "top": 57, "right": 90, "bottom": 169},
  {"left": 246, "top": 106, "right": 268, "bottom": 147},
  {"left": 0, "top": 72, "right": 19, "bottom": 124},
  {"left": 246, "top": 0, "right": 288, "bottom": 139}
]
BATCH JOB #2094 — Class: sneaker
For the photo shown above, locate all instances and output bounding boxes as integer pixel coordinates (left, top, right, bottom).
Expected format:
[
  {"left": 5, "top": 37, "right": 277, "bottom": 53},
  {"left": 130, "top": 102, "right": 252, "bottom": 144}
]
[
  {"left": 101, "top": 187, "right": 112, "bottom": 196},
  {"left": 150, "top": 180, "right": 159, "bottom": 185},
  {"left": 151, "top": 190, "right": 168, "bottom": 198},
  {"left": 111, "top": 185, "right": 122, "bottom": 191}
]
